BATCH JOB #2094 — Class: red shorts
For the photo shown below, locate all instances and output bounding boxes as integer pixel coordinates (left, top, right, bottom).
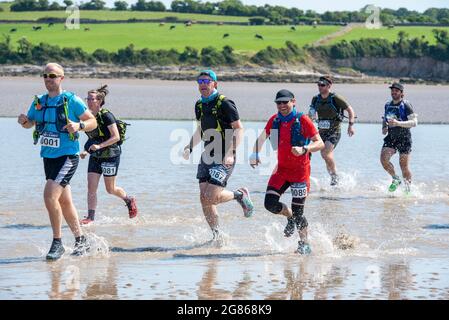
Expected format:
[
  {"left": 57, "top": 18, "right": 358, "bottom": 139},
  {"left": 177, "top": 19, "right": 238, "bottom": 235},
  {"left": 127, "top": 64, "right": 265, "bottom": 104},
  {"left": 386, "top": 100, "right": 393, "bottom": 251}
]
[{"left": 267, "top": 166, "right": 310, "bottom": 193}]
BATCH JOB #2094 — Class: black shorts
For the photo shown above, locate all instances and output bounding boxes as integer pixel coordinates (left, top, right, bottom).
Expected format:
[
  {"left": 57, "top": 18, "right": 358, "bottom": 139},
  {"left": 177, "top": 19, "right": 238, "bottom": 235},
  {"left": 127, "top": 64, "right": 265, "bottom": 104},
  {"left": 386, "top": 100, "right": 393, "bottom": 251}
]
[
  {"left": 383, "top": 135, "right": 412, "bottom": 154},
  {"left": 196, "top": 157, "right": 235, "bottom": 188},
  {"left": 88, "top": 156, "right": 120, "bottom": 177},
  {"left": 43, "top": 155, "right": 79, "bottom": 187},
  {"left": 319, "top": 128, "right": 341, "bottom": 148}
]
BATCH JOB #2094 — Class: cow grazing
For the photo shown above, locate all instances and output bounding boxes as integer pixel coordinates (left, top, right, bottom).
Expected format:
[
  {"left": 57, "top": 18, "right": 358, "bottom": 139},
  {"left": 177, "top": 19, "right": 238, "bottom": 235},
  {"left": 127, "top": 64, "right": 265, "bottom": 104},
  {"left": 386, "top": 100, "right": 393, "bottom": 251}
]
[{"left": 255, "top": 34, "right": 264, "bottom": 40}]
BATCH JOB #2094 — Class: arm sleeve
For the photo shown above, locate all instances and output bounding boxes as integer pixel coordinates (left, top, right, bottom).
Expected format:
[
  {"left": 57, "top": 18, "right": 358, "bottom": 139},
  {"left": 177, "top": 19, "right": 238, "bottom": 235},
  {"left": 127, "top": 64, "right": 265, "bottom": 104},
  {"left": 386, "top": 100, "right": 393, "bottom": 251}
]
[
  {"left": 194, "top": 102, "right": 200, "bottom": 121},
  {"left": 309, "top": 96, "right": 317, "bottom": 109},
  {"left": 301, "top": 115, "right": 318, "bottom": 139},
  {"left": 264, "top": 115, "right": 276, "bottom": 136},
  {"left": 72, "top": 96, "right": 88, "bottom": 118},
  {"left": 398, "top": 102, "right": 417, "bottom": 128},
  {"left": 404, "top": 102, "right": 414, "bottom": 116},
  {"left": 26, "top": 101, "right": 36, "bottom": 121},
  {"left": 334, "top": 94, "right": 350, "bottom": 111},
  {"left": 102, "top": 111, "right": 117, "bottom": 126},
  {"left": 221, "top": 100, "right": 240, "bottom": 123}
]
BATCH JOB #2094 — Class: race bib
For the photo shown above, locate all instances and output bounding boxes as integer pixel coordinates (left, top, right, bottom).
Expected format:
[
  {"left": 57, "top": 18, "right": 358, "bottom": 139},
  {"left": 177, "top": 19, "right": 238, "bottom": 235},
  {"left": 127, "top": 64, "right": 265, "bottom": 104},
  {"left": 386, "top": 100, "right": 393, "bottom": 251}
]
[
  {"left": 318, "top": 120, "right": 331, "bottom": 129},
  {"left": 385, "top": 113, "right": 397, "bottom": 121},
  {"left": 291, "top": 182, "right": 308, "bottom": 198},
  {"left": 209, "top": 167, "right": 227, "bottom": 183},
  {"left": 40, "top": 132, "right": 60, "bottom": 148},
  {"left": 101, "top": 162, "right": 117, "bottom": 176}
]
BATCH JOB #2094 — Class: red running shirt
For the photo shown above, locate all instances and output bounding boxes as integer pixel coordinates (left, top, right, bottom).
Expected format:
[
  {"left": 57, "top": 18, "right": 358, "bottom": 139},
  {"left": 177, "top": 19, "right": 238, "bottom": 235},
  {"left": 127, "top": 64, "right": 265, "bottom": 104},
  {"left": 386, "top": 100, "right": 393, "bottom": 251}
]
[{"left": 265, "top": 113, "right": 318, "bottom": 181}]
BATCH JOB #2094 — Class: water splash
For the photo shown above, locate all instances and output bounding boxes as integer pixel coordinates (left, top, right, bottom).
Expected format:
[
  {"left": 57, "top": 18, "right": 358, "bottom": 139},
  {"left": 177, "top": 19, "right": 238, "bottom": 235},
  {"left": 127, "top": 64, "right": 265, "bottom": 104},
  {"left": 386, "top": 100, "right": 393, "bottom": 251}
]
[
  {"left": 69, "top": 232, "right": 110, "bottom": 258},
  {"left": 262, "top": 222, "right": 295, "bottom": 253},
  {"left": 308, "top": 223, "right": 337, "bottom": 257}
]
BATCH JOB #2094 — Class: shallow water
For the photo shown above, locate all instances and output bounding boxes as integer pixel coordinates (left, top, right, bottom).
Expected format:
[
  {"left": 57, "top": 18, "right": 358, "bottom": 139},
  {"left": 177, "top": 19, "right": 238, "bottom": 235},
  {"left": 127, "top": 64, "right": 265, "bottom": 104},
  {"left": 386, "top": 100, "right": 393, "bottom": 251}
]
[
  {"left": 0, "top": 118, "right": 448, "bottom": 300},
  {"left": 2, "top": 77, "right": 449, "bottom": 123}
]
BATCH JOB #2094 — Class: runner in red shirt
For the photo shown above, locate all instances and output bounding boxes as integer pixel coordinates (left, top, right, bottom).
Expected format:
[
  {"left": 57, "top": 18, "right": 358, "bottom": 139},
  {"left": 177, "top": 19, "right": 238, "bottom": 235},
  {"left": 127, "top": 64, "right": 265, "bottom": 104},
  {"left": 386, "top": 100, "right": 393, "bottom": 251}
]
[{"left": 250, "top": 89, "right": 324, "bottom": 254}]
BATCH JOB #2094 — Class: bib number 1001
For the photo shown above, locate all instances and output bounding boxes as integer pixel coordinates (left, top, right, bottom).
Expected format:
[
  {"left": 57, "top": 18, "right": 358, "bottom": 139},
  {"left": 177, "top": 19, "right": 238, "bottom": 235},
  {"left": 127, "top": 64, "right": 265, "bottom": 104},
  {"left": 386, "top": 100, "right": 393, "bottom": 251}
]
[{"left": 40, "top": 133, "right": 60, "bottom": 148}]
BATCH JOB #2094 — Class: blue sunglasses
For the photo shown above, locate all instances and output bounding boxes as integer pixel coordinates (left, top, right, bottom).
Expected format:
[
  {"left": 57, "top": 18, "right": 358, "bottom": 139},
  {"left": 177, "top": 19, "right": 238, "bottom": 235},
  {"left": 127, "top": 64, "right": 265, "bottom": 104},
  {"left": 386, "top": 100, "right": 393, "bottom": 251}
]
[{"left": 197, "top": 79, "right": 213, "bottom": 85}]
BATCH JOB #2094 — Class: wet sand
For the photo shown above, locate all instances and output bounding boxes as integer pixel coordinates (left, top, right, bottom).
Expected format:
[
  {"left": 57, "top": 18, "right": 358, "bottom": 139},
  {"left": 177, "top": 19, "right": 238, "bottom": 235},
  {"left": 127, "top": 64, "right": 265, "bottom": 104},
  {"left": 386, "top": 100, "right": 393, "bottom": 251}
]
[{"left": 2, "top": 77, "right": 449, "bottom": 123}]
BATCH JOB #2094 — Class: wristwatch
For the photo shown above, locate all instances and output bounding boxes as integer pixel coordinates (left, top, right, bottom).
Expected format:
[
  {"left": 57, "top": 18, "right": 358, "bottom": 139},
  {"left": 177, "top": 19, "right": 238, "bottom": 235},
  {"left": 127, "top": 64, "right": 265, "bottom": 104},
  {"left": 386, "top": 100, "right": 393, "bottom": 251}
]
[
  {"left": 79, "top": 121, "right": 85, "bottom": 131},
  {"left": 349, "top": 121, "right": 355, "bottom": 126},
  {"left": 302, "top": 145, "right": 309, "bottom": 155}
]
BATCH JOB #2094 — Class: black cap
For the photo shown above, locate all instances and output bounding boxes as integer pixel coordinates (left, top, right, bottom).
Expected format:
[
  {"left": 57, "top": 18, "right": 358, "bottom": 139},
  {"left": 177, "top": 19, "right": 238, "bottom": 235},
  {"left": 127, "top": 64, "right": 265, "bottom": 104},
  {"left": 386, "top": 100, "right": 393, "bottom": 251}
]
[
  {"left": 274, "top": 89, "right": 295, "bottom": 102},
  {"left": 389, "top": 82, "right": 404, "bottom": 91}
]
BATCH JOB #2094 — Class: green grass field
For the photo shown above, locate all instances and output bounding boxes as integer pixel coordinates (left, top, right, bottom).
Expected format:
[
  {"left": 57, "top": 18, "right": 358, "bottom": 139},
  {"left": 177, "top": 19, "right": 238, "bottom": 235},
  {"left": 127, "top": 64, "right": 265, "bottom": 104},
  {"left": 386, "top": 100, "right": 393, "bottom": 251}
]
[
  {"left": 0, "top": 3, "right": 249, "bottom": 22},
  {"left": 330, "top": 26, "right": 449, "bottom": 45},
  {"left": 0, "top": 23, "right": 340, "bottom": 53}
]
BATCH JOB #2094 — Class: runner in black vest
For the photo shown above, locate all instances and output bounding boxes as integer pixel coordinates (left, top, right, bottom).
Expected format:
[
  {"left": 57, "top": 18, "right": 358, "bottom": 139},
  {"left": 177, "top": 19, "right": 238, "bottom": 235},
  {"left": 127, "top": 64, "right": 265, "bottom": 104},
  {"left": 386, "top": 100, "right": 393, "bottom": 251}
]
[
  {"left": 308, "top": 76, "right": 356, "bottom": 186},
  {"left": 182, "top": 70, "right": 254, "bottom": 244},
  {"left": 79, "top": 85, "right": 137, "bottom": 224}
]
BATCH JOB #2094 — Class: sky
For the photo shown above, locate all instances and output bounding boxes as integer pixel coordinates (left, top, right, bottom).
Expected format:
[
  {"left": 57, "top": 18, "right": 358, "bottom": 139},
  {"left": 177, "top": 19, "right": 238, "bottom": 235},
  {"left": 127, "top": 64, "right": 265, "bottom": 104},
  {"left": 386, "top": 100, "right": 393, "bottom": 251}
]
[{"left": 93, "top": 1, "right": 448, "bottom": 13}]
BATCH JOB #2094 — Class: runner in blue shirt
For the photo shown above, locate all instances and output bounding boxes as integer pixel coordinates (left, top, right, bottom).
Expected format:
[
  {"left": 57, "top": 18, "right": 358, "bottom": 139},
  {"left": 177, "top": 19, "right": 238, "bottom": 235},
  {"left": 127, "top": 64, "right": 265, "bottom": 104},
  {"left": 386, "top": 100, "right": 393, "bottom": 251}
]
[{"left": 18, "top": 63, "right": 97, "bottom": 260}]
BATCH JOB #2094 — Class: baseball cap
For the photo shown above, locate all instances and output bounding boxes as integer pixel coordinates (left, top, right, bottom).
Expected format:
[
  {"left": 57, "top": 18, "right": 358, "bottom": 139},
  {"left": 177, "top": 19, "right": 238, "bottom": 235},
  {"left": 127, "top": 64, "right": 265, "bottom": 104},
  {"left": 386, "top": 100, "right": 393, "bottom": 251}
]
[
  {"left": 389, "top": 82, "right": 404, "bottom": 91},
  {"left": 274, "top": 89, "right": 295, "bottom": 102},
  {"left": 197, "top": 69, "right": 217, "bottom": 81}
]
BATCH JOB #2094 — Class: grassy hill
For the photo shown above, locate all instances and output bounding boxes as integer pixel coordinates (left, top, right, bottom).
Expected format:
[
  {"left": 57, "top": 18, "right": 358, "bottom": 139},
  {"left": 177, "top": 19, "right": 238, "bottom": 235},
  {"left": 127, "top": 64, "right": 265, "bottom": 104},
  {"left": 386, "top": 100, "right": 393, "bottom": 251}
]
[
  {"left": 1, "top": 23, "right": 340, "bottom": 53},
  {"left": 330, "top": 26, "right": 449, "bottom": 45}
]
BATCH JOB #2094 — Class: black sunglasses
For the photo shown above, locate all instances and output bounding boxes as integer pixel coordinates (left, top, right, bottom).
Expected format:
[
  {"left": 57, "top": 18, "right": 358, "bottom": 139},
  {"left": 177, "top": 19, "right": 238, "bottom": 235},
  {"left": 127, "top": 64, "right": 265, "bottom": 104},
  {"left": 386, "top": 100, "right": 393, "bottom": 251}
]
[
  {"left": 276, "top": 100, "right": 290, "bottom": 105},
  {"left": 42, "top": 73, "right": 62, "bottom": 79}
]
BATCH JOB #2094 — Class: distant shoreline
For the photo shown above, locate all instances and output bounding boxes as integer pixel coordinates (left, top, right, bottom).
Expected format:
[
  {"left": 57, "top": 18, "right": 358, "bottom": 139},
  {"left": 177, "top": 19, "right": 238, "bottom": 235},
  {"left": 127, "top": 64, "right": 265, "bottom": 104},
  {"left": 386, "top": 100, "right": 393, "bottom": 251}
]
[
  {"left": 1, "top": 63, "right": 446, "bottom": 86},
  {"left": 1, "top": 116, "right": 447, "bottom": 124}
]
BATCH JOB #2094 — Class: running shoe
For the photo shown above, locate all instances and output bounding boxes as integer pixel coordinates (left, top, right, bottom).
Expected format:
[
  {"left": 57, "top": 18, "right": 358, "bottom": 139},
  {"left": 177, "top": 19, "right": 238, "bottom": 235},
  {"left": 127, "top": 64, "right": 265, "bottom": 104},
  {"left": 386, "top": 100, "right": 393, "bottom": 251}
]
[
  {"left": 46, "top": 239, "right": 65, "bottom": 261},
  {"left": 71, "top": 236, "right": 91, "bottom": 257},
  {"left": 297, "top": 241, "right": 312, "bottom": 255},
  {"left": 330, "top": 174, "right": 339, "bottom": 186},
  {"left": 284, "top": 217, "right": 295, "bottom": 237},
  {"left": 211, "top": 228, "right": 224, "bottom": 247},
  {"left": 235, "top": 187, "right": 255, "bottom": 218},
  {"left": 126, "top": 197, "right": 138, "bottom": 219},
  {"left": 388, "top": 177, "right": 401, "bottom": 192}
]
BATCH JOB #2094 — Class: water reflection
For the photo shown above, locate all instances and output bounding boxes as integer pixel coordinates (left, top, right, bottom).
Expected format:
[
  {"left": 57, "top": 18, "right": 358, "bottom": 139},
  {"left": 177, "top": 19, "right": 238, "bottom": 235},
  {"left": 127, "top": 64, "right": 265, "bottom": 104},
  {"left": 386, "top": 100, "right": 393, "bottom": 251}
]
[
  {"left": 48, "top": 258, "right": 118, "bottom": 300},
  {"left": 196, "top": 261, "right": 252, "bottom": 300}
]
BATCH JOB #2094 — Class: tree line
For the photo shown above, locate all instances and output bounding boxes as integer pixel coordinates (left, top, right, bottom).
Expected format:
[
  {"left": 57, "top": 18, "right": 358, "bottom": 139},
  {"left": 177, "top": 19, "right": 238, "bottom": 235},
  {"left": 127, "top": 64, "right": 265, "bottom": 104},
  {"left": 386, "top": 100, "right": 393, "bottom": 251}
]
[
  {"left": 8, "top": 0, "right": 449, "bottom": 26},
  {"left": 1, "top": 30, "right": 448, "bottom": 67},
  {"left": 317, "top": 29, "right": 449, "bottom": 61},
  {"left": 0, "top": 37, "right": 303, "bottom": 66}
]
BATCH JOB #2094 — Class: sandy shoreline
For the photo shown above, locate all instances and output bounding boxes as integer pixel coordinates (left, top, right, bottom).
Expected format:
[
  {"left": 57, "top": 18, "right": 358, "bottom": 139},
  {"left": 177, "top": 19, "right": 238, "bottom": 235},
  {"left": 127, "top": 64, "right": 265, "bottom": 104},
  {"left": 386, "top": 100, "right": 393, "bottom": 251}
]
[{"left": 0, "top": 63, "right": 396, "bottom": 83}]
